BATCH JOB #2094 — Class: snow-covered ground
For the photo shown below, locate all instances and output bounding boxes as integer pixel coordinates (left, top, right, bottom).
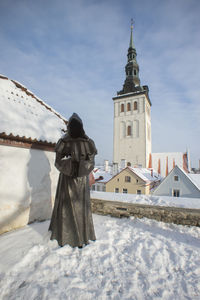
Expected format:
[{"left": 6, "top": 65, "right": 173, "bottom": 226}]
[
  {"left": 0, "top": 214, "right": 200, "bottom": 300},
  {"left": 91, "top": 191, "right": 200, "bottom": 209}
]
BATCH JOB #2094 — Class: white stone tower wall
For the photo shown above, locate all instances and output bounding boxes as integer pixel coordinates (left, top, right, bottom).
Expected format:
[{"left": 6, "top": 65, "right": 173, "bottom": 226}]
[{"left": 113, "top": 93, "right": 151, "bottom": 168}]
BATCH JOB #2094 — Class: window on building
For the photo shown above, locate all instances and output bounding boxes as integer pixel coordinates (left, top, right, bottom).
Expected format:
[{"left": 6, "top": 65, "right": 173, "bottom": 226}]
[
  {"left": 137, "top": 190, "right": 141, "bottom": 195},
  {"left": 127, "top": 125, "right": 131, "bottom": 136},
  {"left": 125, "top": 176, "right": 131, "bottom": 182},
  {"left": 123, "top": 188, "right": 128, "bottom": 193},
  {"left": 174, "top": 175, "right": 179, "bottom": 181},
  {"left": 127, "top": 162, "right": 131, "bottom": 166},
  {"left": 97, "top": 185, "right": 100, "bottom": 191},
  {"left": 91, "top": 185, "right": 95, "bottom": 191},
  {"left": 115, "top": 188, "right": 119, "bottom": 193},
  {"left": 121, "top": 103, "right": 124, "bottom": 112},
  {"left": 133, "top": 101, "right": 138, "bottom": 110},
  {"left": 127, "top": 102, "right": 131, "bottom": 111},
  {"left": 134, "top": 69, "right": 137, "bottom": 75},
  {"left": 173, "top": 189, "right": 180, "bottom": 197},
  {"left": 102, "top": 186, "right": 106, "bottom": 192}
]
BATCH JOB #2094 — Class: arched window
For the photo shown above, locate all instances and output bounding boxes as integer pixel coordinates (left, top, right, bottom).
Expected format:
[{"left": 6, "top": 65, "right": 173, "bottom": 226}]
[
  {"left": 127, "top": 102, "right": 131, "bottom": 111},
  {"left": 134, "top": 69, "right": 137, "bottom": 75},
  {"left": 133, "top": 101, "right": 138, "bottom": 110},
  {"left": 121, "top": 103, "right": 124, "bottom": 112},
  {"left": 127, "top": 162, "right": 131, "bottom": 166},
  {"left": 127, "top": 125, "right": 131, "bottom": 136}
]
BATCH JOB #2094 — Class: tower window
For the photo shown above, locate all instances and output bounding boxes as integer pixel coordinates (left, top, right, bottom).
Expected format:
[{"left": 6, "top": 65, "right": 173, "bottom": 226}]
[
  {"left": 133, "top": 101, "right": 138, "bottom": 110},
  {"left": 121, "top": 103, "right": 124, "bottom": 112},
  {"left": 134, "top": 69, "right": 137, "bottom": 75},
  {"left": 127, "top": 125, "right": 131, "bottom": 136},
  {"left": 127, "top": 102, "right": 131, "bottom": 111}
]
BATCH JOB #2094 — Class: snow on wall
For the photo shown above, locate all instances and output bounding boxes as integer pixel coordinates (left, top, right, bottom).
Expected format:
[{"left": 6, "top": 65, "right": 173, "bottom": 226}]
[
  {"left": 0, "top": 145, "right": 59, "bottom": 234},
  {"left": 0, "top": 77, "right": 66, "bottom": 143},
  {"left": 90, "top": 191, "right": 200, "bottom": 209}
]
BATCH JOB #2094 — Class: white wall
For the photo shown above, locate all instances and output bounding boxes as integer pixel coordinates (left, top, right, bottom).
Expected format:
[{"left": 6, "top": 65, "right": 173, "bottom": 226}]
[
  {"left": 0, "top": 145, "right": 59, "bottom": 234},
  {"left": 113, "top": 93, "right": 151, "bottom": 168}
]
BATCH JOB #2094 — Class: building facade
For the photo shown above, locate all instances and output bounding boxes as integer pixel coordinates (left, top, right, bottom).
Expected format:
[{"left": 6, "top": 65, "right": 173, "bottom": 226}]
[
  {"left": 106, "top": 167, "right": 160, "bottom": 195},
  {"left": 153, "top": 165, "right": 200, "bottom": 198},
  {"left": 0, "top": 75, "right": 66, "bottom": 234},
  {"left": 113, "top": 23, "right": 152, "bottom": 169}
]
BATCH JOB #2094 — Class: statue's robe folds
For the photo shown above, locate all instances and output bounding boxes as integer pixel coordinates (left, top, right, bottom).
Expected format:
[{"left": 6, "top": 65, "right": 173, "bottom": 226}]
[{"left": 49, "top": 134, "right": 97, "bottom": 247}]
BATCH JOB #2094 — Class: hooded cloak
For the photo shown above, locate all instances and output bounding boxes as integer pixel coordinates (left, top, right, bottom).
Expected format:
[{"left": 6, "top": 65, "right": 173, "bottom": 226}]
[{"left": 49, "top": 113, "right": 97, "bottom": 247}]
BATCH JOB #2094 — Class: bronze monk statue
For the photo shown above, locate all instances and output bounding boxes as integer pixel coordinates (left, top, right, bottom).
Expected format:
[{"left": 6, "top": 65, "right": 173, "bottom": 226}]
[{"left": 49, "top": 113, "right": 97, "bottom": 247}]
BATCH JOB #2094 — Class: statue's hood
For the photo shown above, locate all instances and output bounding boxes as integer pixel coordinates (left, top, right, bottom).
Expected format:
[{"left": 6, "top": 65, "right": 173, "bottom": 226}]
[{"left": 67, "top": 113, "right": 85, "bottom": 138}]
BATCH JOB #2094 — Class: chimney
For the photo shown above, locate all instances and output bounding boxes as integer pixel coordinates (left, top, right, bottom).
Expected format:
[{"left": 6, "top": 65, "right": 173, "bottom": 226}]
[
  {"left": 112, "top": 163, "right": 118, "bottom": 175},
  {"left": 157, "top": 158, "right": 161, "bottom": 174},
  {"left": 166, "top": 156, "right": 169, "bottom": 177},
  {"left": 104, "top": 160, "right": 109, "bottom": 172},
  {"left": 148, "top": 153, "right": 152, "bottom": 168},
  {"left": 121, "top": 159, "right": 126, "bottom": 170},
  {"left": 151, "top": 169, "right": 153, "bottom": 177}
]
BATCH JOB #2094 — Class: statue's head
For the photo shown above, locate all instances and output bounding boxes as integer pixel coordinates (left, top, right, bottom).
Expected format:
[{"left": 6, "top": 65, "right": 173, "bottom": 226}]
[{"left": 67, "top": 113, "right": 85, "bottom": 138}]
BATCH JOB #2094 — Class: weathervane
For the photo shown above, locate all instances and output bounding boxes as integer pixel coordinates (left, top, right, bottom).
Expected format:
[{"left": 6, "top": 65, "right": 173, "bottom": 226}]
[{"left": 131, "top": 18, "right": 135, "bottom": 29}]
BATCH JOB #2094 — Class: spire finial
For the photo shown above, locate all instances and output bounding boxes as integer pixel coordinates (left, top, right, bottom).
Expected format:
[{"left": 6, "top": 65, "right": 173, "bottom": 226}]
[
  {"left": 129, "top": 19, "right": 135, "bottom": 48},
  {"left": 131, "top": 18, "right": 134, "bottom": 30}
]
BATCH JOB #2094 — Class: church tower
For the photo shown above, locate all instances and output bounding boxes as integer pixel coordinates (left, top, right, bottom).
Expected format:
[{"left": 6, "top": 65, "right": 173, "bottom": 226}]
[{"left": 113, "top": 22, "right": 152, "bottom": 169}]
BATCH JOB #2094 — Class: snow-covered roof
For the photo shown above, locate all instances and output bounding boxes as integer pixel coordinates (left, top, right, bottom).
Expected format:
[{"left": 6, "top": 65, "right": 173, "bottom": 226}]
[
  {"left": 178, "top": 166, "right": 200, "bottom": 191},
  {"left": 128, "top": 167, "right": 161, "bottom": 183},
  {"left": 188, "top": 174, "right": 200, "bottom": 190},
  {"left": 0, "top": 75, "right": 67, "bottom": 144},
  {"left": 107, "top": 167, "right": 161, "bottom": 185},
  {"left": 93, "top": 168, "right": 112, "bottom": 183}
]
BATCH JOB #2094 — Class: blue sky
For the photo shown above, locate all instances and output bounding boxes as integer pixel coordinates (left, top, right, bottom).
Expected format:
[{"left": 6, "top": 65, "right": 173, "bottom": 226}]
[{"left": 0, "top": 0, "right": 200, "bottom": 167}]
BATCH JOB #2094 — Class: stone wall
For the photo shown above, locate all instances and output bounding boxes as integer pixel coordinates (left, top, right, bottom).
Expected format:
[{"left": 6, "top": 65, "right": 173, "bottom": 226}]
[{"left": 91, "top": 198, "right": 200, "bottom": 227}]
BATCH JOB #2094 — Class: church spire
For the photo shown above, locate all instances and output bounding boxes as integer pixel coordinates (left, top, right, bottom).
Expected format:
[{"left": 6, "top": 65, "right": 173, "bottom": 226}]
[
  {"left": 118, "top": 20, "right": 141, "bottom": 95},
  {"left": 129, "top": 19, "right": 135, "bottom": 49}
]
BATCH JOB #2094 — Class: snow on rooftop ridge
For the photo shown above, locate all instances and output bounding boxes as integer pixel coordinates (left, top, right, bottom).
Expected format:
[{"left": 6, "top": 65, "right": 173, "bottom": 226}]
[
  {"left": 176, "top": 165, "right": 200, "bottom": 191},
  {"left": 93, "top": 168, "right": 113, "bottom": 183},
  {"left": 0, "top": 76, "right": 67, "bottom": 144},
  {"left": 11, "top": 78, "right": 67, "bottom": 123},
  {"left": 188, "top": 174, "right": 200, "bottom": 190},
  {"left": 128, "top": 167, "right": 161, "bottom": 183},
  {"left": 114, "top": 90, "right": 145, "bottom": 98}
]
